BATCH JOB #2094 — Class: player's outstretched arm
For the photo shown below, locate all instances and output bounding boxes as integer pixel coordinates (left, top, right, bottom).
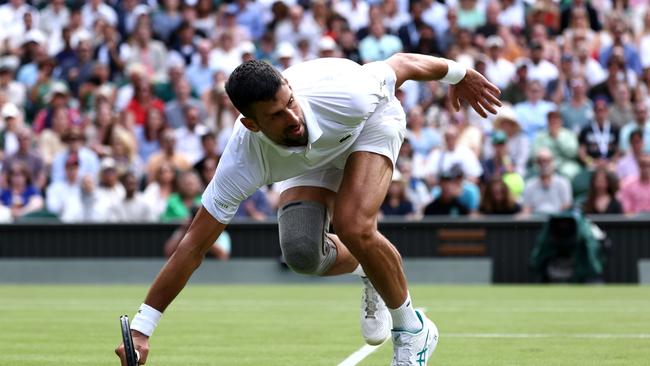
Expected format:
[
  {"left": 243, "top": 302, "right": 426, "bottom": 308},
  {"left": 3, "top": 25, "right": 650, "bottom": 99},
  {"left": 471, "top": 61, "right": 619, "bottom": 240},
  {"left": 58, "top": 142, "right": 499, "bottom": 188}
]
[
  {"left": 385, "top": 53, "right": 501, "bottom": 118},
  {"left": 115, "top": 206, "right": 226, "bottom": 365}
]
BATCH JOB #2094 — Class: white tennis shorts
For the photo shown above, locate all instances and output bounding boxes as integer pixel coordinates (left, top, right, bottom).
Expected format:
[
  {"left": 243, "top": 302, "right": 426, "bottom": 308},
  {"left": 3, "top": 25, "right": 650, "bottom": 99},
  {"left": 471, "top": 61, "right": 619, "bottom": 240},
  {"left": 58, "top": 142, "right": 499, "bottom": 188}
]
[{"left": 276, "top": 100, "right": 407, "bottom": 193}]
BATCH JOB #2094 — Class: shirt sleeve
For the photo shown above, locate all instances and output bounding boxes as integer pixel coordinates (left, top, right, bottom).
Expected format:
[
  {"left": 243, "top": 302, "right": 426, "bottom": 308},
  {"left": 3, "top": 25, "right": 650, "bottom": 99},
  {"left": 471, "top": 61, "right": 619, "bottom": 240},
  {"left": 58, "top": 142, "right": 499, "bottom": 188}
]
[{"left": 201, "top": 132, "right": 265, "bottom": 224}]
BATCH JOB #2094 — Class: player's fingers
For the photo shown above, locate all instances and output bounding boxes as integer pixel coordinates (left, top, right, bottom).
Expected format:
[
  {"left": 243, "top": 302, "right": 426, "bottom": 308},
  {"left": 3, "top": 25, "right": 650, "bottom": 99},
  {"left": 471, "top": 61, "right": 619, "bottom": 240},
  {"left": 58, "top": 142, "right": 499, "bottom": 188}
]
[
  {"left": 449, "top": 86, "right": 460, "bottom": 111},
  {"left": 469, "top": 99, "right": 487, "bottom": 118},
  {"left": 479, "top": 98, "right": 498, "bottom": 115},
  {"left": 483, "top": 89, "right": 502, "bottom": 108},
  {"left": 485, "top": 81, "right": 501, "bottom": 97},
  {"left": 115, "top": 344, "right": 127, "bottom": 366},
  {"left": 136, "top": 345, "right": 149, "bottom": 364}
]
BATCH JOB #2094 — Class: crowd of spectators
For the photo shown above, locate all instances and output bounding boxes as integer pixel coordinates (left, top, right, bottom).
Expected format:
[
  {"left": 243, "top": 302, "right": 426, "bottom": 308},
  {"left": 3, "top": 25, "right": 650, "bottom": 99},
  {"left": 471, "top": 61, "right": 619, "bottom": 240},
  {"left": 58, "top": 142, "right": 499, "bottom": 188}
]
[{"left": 0, "top": 0, "right": 650, "bottom": 223}]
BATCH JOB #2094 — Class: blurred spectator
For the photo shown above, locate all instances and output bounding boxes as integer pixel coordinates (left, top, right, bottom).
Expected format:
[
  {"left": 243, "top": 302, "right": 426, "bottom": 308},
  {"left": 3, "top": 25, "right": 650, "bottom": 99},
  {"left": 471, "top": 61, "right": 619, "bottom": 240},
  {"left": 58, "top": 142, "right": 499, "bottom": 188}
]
[
  {"left": 0, "top": 161, "right": 43, "bottom": 220},
  {"left": 522, "top": 148, "right": 573, "bottom": 215},
  {"left": 274, "top": 41, "right": 296, "bottom": 71},
  {"left": 123, "top": 16, "right": 168, "bottom": 83},
  {"left": 95, "top": 158, "right": 125, "bottom": 203},
  {"left": 164, "top": 206, "right": 231, "bottom": 260},
  {"left": 110, "top": 128, "right": 142, "bottom": 180},
  {"left": 380, "top": 170, "right": 415, "bottom": 217},
  {"left": 405, "top": 104, "right": 440, "bottom": 161},
  {"left": 479, "top": 176, "right": 522, "bottom": 215},
  {"left": 0, "top": 56, "right": 25, "bottom": 108},
  {"left": 639, "top": 10, "right": 650, "bottom": 70},
  {"left": 501, "top": 62, "right": 528, "bottom": 105},
  {"left": 275, "top": 5, "right": 320, "bottom": 50},
  {"left": 607, "top": 82, "right": 634, "bottom": 128},
  {"left": 573, "top": 39, "right": 607, "bottom": 87},
  {"left": 147, "top": 129, "right": 191, "bottom": 182},
  {"left": 582, "top": 168, "right": 623, "bottom": 214},
  {"left": 197, "top": 155, "right": 219, "bottom": 188},
  {"left": 532, "top": 110, "right": 581, "bottom": 180},
  {"left": 590, "top": 55, "right": 636, "bottom": 103},
  {"left": 498, "top": 0, "right": 525, "bottom": 31},
  {"left": 522, "top": 42, "right": 558, "bottom": 89},
  {"left": 514, "top": 79, "right": 557, "bottom": 141},
  {"left": 58, "top": 38, "right": 95, "bottom": 97},
  {"left": 359, "top": 18, "right": 402, "bottom": 63},
  {"left": 81, "top": 0, "right": 118, "bottom": 31},
  {"left": 151, "top": 0, "right": 183, "bottom": 44},
  {"left": 126, "top": 78, "right": 165, "bottom": 126},
  {"left": 430, "top": 163, "right": 481, "bottom": 214},
  {"left": 481, "top": 129, "right": 516, "bottom": 182},
  {"left": 486, "top": 104, "right": 529, "bottom": 177},
  {"left": 50, "top": 127, "right": 100, "bottom": 183},
  {"left": 423, "top": 166, "right": 470, "bottom": 216},
  {"left": 457, "top": 0, "right": 486, "bottom": 31},
  {"left": 475, "top": 1, "right": 500, "bottom": 40},
  {"left": 186, "top": 39, "right": 214, "bottom": 97},
  {"left": 578, "top": 99, "right": 620, "bottom": 170},
  {"left": 107, "top": 172, "right": 154, "bottom": 222},
  {"left": 619, "top": 101, "right": 650, "bottom": 153},
  {"left": 45, "top": 152, "right": 80, "bottom": 217},
  {"left": 335, "top": 0, "right": 369, "bottom": 33},
  {"left": 31, "top": 81, "right": 81, "bottom": 134},
  {"left": 209, "top": 31, "right": 245, "bottom": 75},
  {"left": 1, "top": 103, "right": 24, "bottom": 159},
  {"left": 165, "top": 78, "right": 207, "bottom": 129},
  {"left": 2, "top": 127, "right": 45, "bottom": 189},
  {"left": 619, "top": 154, "right": 650, "bottom": 214},
  {"left": 169, "top": 21, "right": 198, "bottom": 66},
  {"left": 143, "top": 161, "right": 176, "bottom": 220},
  {"left": 617, "top": 129, "right": 645, "bottom": 181},
  {"left": 135, "top": 108, "right": 166, "bottom": 163},
  {"left": 162, "top": 170, "right": 202, "bottom": 221},
  {"left": 38, "top": 107, "right": 68, "bottom": 166},
  {"left": 548, "top": 54, "right": 575, "bottom": 103},
  {"left": 485, "top": 36, "right": 515, "bottom": 90},
  {"left": 174, "top": 105, "right": 209, "bottom": 165},
  {"left": 194, "top": 132, "right": 219, "bottom": 171},
  {"left": 559, "top": 77, "right": 593, "bottom": 134},
  {"left": 212, "top": 4, "right": 251, "bottom": 46},
  {"left": 599, "top": 15, "right": 642, "bottom": 76},
  {"left": 424, "top": 125, "right": 482, "bottom": 185},
  {"left": 560, "top": 0, "right": 602, "bottom": 32},
  {"left": 234, "top": 189, "right": 274, "bottom": 221}
]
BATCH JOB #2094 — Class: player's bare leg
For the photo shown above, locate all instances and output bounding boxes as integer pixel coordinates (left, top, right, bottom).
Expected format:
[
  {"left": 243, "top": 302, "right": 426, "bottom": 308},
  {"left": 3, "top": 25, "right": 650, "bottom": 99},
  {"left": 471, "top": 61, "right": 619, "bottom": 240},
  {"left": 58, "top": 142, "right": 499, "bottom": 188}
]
[{"left": 333, "top": 151, "right": 438, "bottom": 364}]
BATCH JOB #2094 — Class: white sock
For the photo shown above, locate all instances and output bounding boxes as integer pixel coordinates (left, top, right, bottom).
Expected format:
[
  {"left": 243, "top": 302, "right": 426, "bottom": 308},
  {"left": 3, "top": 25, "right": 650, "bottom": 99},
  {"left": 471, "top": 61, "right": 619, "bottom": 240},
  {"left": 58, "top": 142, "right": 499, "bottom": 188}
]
[
  {"left": 351, "top": 264, "right": 366, "bottom": 277},
  {"left": 388, "top": 293, "right": 422, "bottom": 333}
]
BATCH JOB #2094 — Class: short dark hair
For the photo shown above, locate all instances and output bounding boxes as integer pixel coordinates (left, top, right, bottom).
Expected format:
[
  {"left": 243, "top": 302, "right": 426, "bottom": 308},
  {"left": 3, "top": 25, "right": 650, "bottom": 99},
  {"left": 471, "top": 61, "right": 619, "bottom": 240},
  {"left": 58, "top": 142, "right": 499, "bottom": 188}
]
[
  {"left": 630, "top": 128, "right": 644, "bottom": 143},
  {"left": 225, "top": 60, "right": 285, "bottom": 118}
]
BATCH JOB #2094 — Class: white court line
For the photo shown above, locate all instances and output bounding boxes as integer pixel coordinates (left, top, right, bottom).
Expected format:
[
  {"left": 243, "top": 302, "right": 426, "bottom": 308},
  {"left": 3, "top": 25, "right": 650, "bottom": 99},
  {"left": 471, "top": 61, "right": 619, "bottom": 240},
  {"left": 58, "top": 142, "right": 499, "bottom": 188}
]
[{"left": 337, "top": 307, "right": 428, "bottom": 366}]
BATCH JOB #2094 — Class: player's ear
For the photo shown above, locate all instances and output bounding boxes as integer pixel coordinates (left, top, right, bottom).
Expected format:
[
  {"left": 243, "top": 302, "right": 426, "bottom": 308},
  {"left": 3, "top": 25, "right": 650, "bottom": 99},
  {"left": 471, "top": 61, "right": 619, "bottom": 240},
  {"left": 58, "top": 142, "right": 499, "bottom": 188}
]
[{"left": 240, "top": 117, "right": 260, "bottom": 132}]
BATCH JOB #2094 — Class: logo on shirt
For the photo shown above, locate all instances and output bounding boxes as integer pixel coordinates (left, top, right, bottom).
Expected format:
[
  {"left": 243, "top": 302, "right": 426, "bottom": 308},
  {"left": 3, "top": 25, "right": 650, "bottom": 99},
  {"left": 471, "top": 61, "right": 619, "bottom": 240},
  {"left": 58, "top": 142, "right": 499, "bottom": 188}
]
[
  {"left": 213, "top": 197, "right": 229, "bottom": 210},
  {"left": 339, "top": 134, "right": 353, "bottom": 143}
]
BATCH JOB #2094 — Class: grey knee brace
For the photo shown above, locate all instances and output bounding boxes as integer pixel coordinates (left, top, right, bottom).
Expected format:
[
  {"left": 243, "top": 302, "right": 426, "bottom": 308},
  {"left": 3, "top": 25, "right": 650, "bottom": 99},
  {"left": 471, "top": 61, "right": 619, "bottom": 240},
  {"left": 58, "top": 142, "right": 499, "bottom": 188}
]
[{"left": 278, "top": 201, "right": 337, "bottom": 275}]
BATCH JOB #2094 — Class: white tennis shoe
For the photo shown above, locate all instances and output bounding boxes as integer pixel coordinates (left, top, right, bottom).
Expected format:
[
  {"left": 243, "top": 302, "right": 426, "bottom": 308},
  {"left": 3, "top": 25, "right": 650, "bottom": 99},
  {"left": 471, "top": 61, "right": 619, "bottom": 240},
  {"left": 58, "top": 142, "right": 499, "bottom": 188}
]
[
  {"left": 391, "top": 310, "right": 439, "bottom": 366},
  {"left": 360, "top": 277, "right": 392, "bottom": 345}
]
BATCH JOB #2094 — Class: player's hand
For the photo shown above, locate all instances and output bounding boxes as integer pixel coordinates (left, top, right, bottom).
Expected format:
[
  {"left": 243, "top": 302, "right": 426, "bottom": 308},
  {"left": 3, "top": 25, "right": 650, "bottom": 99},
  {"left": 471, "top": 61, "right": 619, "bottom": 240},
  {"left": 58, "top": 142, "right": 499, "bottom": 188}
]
[
  {"left": 115, "top": 330, "right": 150, "bottom": 365},
  {"left": 449, "top": 68, "right": 502, "bottom": 118}
]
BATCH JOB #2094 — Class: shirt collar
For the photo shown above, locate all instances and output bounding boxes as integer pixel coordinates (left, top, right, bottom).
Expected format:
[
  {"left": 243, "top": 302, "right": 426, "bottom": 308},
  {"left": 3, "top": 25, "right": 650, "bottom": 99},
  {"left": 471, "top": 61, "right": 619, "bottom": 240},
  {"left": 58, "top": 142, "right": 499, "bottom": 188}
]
[{"left": 256, "top": 96, "right": 323, "bottom": 156}]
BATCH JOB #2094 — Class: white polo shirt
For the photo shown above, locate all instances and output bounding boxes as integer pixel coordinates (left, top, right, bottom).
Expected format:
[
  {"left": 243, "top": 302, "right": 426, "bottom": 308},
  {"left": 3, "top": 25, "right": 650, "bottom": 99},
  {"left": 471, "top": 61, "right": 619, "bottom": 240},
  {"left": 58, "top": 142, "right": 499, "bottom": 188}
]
[{"left": 202, "top": 58, "right": 398, "bottom": 223}]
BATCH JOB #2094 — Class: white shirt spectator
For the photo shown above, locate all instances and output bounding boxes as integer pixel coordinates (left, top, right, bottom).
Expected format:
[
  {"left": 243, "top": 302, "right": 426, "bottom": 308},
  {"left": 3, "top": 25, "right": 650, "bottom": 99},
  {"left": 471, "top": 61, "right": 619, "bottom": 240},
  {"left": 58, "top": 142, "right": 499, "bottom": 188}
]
[
  {"left": 497, "top": 0, "right": 525, "bottom": 29},
  {"left": 423, "top": 146, "right": 483, "bottom": 181},
  {"left": 175, "top": 124, "right": 209, "bottom": 165},
  {"left": 46, "top": 180, "right": 81, "bottom": 215},
  {"left": 0, "top": 2, "right": 37, "bottom": 33},
  {"left": 208, "top": 47, "right": 242, "bottom": 76},
  {"left": 107, "top": 193, "right": 155, "bottom": 222},
  {"left": 81, "top": 1, "right": 118, "bottom": 29},
  {"left": 525, "top": 59, "right": 559, "bottom": 89},
  {"left": 486, "top": 58, "right": 515, "bottom": 90},
  {"left": 334, "top": 0, "right": 369, "bottom": 32},
  {"left": 522, "top": 175, "right": 572, "bottom": 214}
]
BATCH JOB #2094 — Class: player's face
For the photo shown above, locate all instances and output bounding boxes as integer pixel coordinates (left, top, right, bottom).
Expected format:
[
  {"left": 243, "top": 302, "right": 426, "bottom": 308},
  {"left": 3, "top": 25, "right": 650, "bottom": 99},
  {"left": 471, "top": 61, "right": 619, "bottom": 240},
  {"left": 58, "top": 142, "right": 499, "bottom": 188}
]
[{"left": 242, "top": 83, "right": 308, "bottom": 147}]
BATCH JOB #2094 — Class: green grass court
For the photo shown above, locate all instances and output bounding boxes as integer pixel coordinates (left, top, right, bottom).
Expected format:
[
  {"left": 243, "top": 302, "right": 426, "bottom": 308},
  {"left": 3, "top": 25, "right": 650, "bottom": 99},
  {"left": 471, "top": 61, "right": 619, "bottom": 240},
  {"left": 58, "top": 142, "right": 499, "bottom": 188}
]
[{"left": 0, "top": 285, "right": 649, "bottom": 365}]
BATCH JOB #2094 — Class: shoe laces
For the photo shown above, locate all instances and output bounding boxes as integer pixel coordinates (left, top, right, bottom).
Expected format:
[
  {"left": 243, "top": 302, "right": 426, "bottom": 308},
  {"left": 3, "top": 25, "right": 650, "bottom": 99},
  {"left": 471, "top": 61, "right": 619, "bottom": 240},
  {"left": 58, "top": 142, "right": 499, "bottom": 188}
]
[{"left": 362, "top": 278, "right": 379, "bottom": 318}]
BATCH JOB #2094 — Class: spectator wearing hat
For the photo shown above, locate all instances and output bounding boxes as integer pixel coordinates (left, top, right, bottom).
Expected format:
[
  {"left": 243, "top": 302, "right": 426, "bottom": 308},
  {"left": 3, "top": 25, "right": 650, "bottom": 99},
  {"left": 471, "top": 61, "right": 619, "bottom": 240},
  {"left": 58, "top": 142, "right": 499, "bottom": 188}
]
[
  {"left": 502, "top": 61, "right": 529, "bottom": 105},
  {"left": 316, "top": 36, "right": 339, "bottom": 58},
  {"left": 45, "top": 152, "right": 81, "bottom": 216},
  {"left": 620, "top": 101, "right": 650, "bottom": 154},
  {"left": 0, "top": 103, "right": 24, "bottom": 158},
  {"left": 107, "top": 171, "right": 155, "bottom": 222},
  {"left": 0, "top": 56, "right": 25, "bottom": 108},
  {"left": 485, "top": 35, "right": 515, "bottom": 90},
  {"left": 514, "top": 79, "right": 557, "bottom": 142},
  {"left": 0, "top": 161, "right": 43, "bottom": 220},
  {"left": 359, "top": 18, "right": 403, "bottom": 64},
  {"left": 274, "top": 41, "right": 296, "bottom": 72},
  {"left": 619, "top": 154, "right": 650, "bottom": 214},
  {"left": 96, "top": 157, "right": 126, "bottom": 202},
  {"left": 423, "top": 165, "right": 470, "bottom": 216},
  {"left": 532, "top": 109, "right": 581, "bottom": 180},
  {"left": 380, "top": 170, "right": 415, "bottom": 217},
  {"left": 617, "top": 129, "right": 645, "bottom": 181},
  {"left": 578, "top": 99, "right": 620, "bottom": 170},
  {"left": 32, "top": 81, "right": 82, "bottom": 134},
  {"left": 146, "top": 128, "right": 191, "bottom": 182},
  {"left": 559, "top": 77, "right": 593, "bottom": 134},
  {"left": 2, "top": 127, "right": 45, "bottom": 190},
  {"left": 522, "top": 148, "right": 573, "bottom": 215},
  {"left": 487, "top": 104, "right": 529, "bottom": 177},
  {"left": 50, "top": 126, "right": 100, "bottom": 183},
  {"left": 481, "top": 129, "right": 515, "bottom": 183}
]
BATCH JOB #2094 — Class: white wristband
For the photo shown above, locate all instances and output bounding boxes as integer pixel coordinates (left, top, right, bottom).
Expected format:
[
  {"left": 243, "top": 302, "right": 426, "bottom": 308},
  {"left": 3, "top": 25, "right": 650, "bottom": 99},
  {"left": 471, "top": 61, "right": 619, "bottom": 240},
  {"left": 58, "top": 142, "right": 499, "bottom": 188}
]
[
  {"left": 130, "top": 303, "right": 163, "bottom": 337},
  {"left": 440, "top": 60, "right": 467, "bottom": 85}
]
